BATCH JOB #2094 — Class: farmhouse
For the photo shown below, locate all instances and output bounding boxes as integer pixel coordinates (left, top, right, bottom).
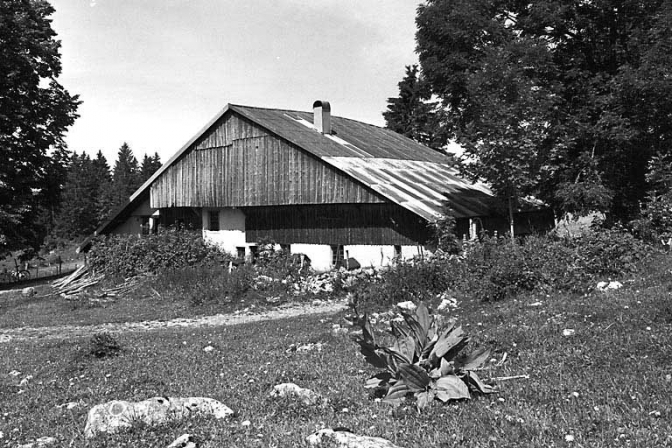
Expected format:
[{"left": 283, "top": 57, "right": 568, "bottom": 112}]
[{"left": 84, "top": 101, "right": 552, "bottom": 270}]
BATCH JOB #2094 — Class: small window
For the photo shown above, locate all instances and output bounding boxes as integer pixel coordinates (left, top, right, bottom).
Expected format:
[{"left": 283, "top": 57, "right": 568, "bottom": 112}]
[
  {"left": 209, "top": 211, "right": 219, "bottom": 231},
  {"left": 236, "top": 246, "right": 245, "bottom": 259},
  {"left": 331, "top": 244, "right": 344, "bottom": 267},
  {"left": 394, "top": 245, "right": 402, "bottom": 259}
]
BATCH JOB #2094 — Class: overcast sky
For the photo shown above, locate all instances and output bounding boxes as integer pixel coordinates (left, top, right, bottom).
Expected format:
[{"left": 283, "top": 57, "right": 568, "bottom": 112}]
[{"left": 50, "top": 0, "right": 421, "bottom": 165}]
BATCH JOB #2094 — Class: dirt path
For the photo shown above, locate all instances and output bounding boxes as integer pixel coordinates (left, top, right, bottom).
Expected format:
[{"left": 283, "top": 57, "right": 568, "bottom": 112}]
[{"left": 0, "top": 300, "right": 348, "bottom": 343}]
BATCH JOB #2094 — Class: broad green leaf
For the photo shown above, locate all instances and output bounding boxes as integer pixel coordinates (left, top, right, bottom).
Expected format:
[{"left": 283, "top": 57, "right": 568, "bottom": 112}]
[
  {"left": 398, "top": 363, "right": 431, "bottom": 392},
  {"left": 361, "top": 314, "right": 376, "bottom": 345},
  {"left": 353, "top": 337, "right": 388, "bottom": 369},
  {"left": 415, "top": 302, "right": 432, "bottom": 337},
  {"left": 434, "top": 375, "right": 470, "bottom": 401},
  {"left": 393, "top": 334, "right": 416, "bottom": 364},
  {"left": 440, "top": 358, "right": 455, "bottom": 376},
  {"left": 430, "top": 326, "right": 467, "bottom": 360},
  {"left": 391, "top": 320, "right": 410, "bottom": 339},
  {"left": 385, "top": 381, "right": 410, "bottom": 401},
  {"left": 465, "top": 371, "right": 496, "bottom": 394},
  {"left": 365, "top": 371, "right": 393, "bottom": 389},
  {"left": 456, "top": 347, "right": 491, "bottom": 371},
  {"left": 420, "top": 333, "right": 438, "bottom": 360}
]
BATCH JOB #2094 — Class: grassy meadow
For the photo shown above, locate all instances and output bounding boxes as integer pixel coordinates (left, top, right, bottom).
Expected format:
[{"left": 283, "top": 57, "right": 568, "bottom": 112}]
[{"left": 1, "top": 255, "right": 671, "bottom": 447}]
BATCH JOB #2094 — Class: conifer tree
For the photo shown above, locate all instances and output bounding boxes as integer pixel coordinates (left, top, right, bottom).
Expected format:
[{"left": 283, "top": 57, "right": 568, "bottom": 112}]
[
  {"left": 383, "top": 65, "right": 447, "bottom": 151},
  {"left": 98, "top": 143, "right": 141, "bottom": 222},
  {"left": 140, "top": 152, "right": 162, "bottom": 182}
]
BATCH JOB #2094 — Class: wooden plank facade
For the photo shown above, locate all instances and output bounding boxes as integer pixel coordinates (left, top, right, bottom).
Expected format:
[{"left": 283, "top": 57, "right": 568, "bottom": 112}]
[
  {"left": 150, "top": 113, "right": 385, "bottom": 209},
  {"left": 244, "top": 204, "right": 430, "bottom": 246}
]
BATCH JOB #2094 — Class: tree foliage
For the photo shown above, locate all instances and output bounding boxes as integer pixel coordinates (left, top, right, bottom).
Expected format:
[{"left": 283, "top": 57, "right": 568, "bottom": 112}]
[
  {"left": 414, "top": 0, "right": 672, "bottom": 222},
  {"left": 140, "top": 152, "right": 162, "bottom": 183},
  {"left": 384, "top": 65, "right": 448, "bottom": 151},
  {"left": 0, "top": 0, "right": 79, "bottom": 253},
  {"left": 53, "top": 152, "right": 109, "bottom": 239},
  {"left": 98, "top": 143, "right": 142, "bottom": 222}
]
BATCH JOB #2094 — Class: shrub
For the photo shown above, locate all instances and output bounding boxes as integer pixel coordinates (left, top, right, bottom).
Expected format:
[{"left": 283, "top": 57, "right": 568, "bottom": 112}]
[
  {"left": 346, "top": 257, "right": 463, "bottom": 313},
  {"left": 88, "top": 229, "right": 231, "bottom": 277},
  {"left": 88, "top": 332, "right": 122, "bottom": 358},
  {"left": 352, "top": 302, "right": 494, "bottom": 410}
]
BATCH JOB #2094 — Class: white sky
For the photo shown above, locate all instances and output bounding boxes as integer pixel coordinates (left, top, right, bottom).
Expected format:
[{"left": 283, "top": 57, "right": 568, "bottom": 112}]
[{"left": 50, "top": 0, "right": 421, "bottom": 165}]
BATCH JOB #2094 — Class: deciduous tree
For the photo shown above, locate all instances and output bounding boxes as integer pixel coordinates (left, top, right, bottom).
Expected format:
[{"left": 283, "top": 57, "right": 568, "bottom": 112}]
[
  {"left": 414, "top": 0, "right": 672, "bottom": 225},
  {"left": 0, "top": 0, "right": 79, "bottom": 253}
]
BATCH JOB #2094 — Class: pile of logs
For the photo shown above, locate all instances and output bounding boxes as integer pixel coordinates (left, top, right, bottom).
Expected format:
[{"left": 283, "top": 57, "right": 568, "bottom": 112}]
[{"left": 52, "top": 266, "right": 104, "bottom": 297}]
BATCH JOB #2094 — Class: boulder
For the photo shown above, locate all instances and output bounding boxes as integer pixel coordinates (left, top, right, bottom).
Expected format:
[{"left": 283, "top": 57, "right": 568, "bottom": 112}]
[
  {"left": 84, "top": 396, "right": 234, "bottom": 438},
  {"left": 167, "top": 433, "right": 198, "bottom": 448},
  {"left": 270, "top": 383, "right": 322, "bottom": 405},
  {"left": 21, "top": 287, "right": 36, "bottom": 297},
  {"left": 396, "top": 301, "right": 416, "bottom": 311},
  {"left": 307, "top": 429, "right": 402, "bottom": 447}
]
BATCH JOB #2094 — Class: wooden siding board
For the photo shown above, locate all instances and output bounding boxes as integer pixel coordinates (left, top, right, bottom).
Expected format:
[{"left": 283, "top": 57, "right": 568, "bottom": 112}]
[{"left": 244, "top": 204, "right": 429, "bottom": 246}]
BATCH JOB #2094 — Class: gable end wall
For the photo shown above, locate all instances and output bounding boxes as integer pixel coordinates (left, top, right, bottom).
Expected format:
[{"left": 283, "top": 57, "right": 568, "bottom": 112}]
[{"left": 150, "top": 113, "right": 386, "bottom": 208}]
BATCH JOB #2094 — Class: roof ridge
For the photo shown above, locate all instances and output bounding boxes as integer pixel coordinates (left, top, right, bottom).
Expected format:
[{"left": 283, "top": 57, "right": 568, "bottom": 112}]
[{"left": 229, "top": 103, "right": 384, "bottom": 129}]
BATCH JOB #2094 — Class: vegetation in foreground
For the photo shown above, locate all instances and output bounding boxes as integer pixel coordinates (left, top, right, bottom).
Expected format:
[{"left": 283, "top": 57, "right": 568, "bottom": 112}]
[{"left": 1, "top": 253, "right": 671, "bottom": 447}]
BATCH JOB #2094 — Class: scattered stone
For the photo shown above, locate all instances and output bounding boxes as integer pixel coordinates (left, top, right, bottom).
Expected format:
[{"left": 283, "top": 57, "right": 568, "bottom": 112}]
[
  {"left": 9, "top": 370, "right": 21, "bottom": 377},
  {"left": 241, "top": 420, "right": 251, "bottom": 427},
  {"left": 292, "top": 342, "right": 323, "bottom": 352},
  {"left": 528, "top": 301, "right": 543, "bottom": 307},
  {"left": 84, "top": 396, "right": 234, "bottom": 438},
  {"left": 562, "top": 329, "right": 575, "bottom": 337},
  {"left": 167, "top": 434, "right": 198, "bottom": 448},
  {"left": 202, "top": 345, "right": 215, "bottom": 353},
  {"left": 596, "top": 281, "right": 623, "bottom": 291},
  {"left": 331, "top": 324, "right": 348, "bottom": 336},
  {"left": 56, "top": 402, "right": 80, "bottom": 410},
  {"left": 437, "top": 296, "right": 458, "bottom": 311},
  {"left": 17, "top": 436, "right": 57, "bottom": 448},
  {"left": 307, "top": 428, "right": 402, "bottom": 447},
  {"left": 270, "top": 383, "right": 322, "bottom": 405},
  {"left": 396, "top": 301, "right": 416, "bottom": 311},
  {"left": 21, "top": 287, "right": 36, "bottom": 297},
  {"left": 19, "top": 375, "right": 33, "bottom": 386}
]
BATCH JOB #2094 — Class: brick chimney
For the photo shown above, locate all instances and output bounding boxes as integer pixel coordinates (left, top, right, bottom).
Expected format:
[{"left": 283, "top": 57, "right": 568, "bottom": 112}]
[{"left": 313, "top": 100, "right": 331, "bottom": 134}]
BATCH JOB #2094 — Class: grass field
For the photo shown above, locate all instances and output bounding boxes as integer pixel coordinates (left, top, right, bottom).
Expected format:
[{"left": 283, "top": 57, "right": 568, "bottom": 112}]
[{"left": 1, "top": 256, "right": 671, "bottom": 447}]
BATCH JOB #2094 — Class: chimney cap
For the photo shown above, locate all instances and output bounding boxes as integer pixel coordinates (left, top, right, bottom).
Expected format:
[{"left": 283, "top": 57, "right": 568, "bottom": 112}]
[{"left": 312, "top": 100, "right": 331, "bottom": 112}]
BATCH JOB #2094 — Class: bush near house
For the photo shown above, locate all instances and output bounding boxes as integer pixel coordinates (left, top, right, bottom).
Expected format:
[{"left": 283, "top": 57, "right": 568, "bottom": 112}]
[
  {"left": 88, "top": 229, "right": 231, "bottom": 278},
  {"left": 349, "top": 226, "right": 652, "bottom": 310}
]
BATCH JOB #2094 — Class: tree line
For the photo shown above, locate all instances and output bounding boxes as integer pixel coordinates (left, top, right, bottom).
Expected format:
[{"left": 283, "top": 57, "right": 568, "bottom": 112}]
[{"left": 48, "top": 144, "right": 161, "bottom": 245}]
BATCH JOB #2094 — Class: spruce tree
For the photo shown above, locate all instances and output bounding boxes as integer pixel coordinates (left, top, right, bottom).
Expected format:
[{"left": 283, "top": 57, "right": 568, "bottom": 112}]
[
  {"left": 140, "top": 152, "right": 162, "bottom": 183},
  {"left": 98, "top": 143, "right": 140, "bottom": 222},
  {"left": 384, "top": 65, "right": 447, "bottom": 151}
]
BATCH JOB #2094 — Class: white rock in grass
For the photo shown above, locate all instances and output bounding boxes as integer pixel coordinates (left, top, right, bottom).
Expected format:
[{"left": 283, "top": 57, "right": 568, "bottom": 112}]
[
  {"left": 21, "top": 287, "right": 36, "bottom": 297},
  {"left": 84, "top": 397, "right": 233, "bottom": 438},
  {"left": 270, "top": 383, "right": 322, "bottom": 405},
  {"left": 166, "top": 434, "right": 198, "bottom": 448},
  {"left": 597, "top": 281, "right": 623, "bottom": 291},
  {"left": 396, "top": 301, "right": 416, "bottom": 311},
  {"left": 307, "top": 428, "right": 402, "bottom": 447},
  {"left": 17, "top": 436, "right": 58, "bottom": 448}
]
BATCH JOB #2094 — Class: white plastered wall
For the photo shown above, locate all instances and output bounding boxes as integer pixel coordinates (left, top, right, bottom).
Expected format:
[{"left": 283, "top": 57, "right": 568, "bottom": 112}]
[
  {"left": 289, "top": 244, "right": 333, "bottom": 272},
  {"left": 202, "top": 208, "right": 247, "bottom": 255},
  {"left": 289, "top": 243, "right": 429, "bottom": 272}
]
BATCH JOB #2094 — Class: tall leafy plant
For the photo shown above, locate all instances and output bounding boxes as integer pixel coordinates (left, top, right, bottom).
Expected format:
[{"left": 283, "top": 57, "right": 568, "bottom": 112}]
[{"left": 352, "top": 302, "right": 494, "bottom": 410}]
